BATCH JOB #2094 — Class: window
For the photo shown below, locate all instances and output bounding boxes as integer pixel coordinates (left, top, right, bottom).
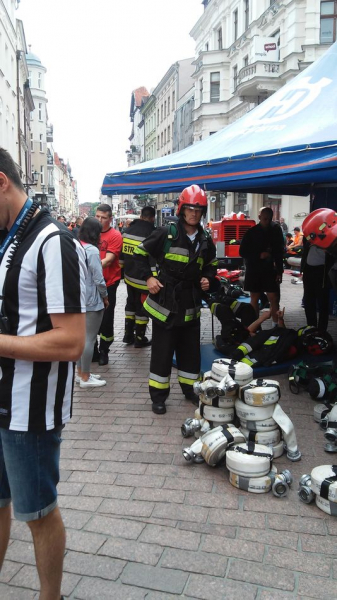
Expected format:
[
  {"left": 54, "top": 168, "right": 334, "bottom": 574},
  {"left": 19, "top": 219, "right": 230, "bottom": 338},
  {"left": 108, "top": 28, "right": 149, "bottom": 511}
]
[
  {"left": 161, "top": 132, "right": 163, "bottom": 147},
  {"left": 233, "top": 9, "right": 238, "bottom": 41},
  {"left": 157, "top": 109, "right": 159, "bottom": 125},
  {"left": 217, "top": 26, "right": 223, "bottom": 49},
  {"left": 320, "top": 1, "right": 337, "bottom": 43},
  {"left": 40, "top": 166, "right": 44, "bottom": 185},
  {"left": 38, "top": 72, "right": 41, "bottom": 88},
  {"left": 210, "top": 72, "right": 220, "bottom": 102},
  {"left": 30, "top": 132, "right": 34, "bottom": 151},
  {"left": 168, "top": 96, "right": 170, "bottom": 114},
  {"left": 39, "top": 103, "right": 42, "bottom": 121},
  {"left": 164, "top": 101, "right": 167, "bottom": 118},
  {"left": 40, "top": 134, "right": 43, "bottom": 152},
  {"left": 161, "top": 104, "right": 163, "bottom": 121},
  {"left": 168, "top": 125, "right": 170, "bottom": 140},
  {"left": 172, "top": 91, "right": 175, "bottom": 110},
  {"left": 6, "top": 105, "right": 9, "bottom": 122},
  {"left": 244, "top": 0, "right": 249, "bottom": 30},
  {"left": 11, "top": 113, "right": 15, "bottom": 129},
  {"left": 233, "top": 65, "right": 238, "bottom": 91},
  {"left": 200, "top": 77, "right": 203, "bottom": 102},
  {"left": 157, "top": 135, "right": 160, "bottom": 150},
  {"left": 164, "top": 129, "right": 166, "bottom": 144},
  {"left": 28, "top": 71, "right": 32, "bottom": 87},
  {"left": 244, "top": 55, "right": 249, "bottom": 67},
  {"left": 205, "top": 42, "right": 209, "bottom": 51}
]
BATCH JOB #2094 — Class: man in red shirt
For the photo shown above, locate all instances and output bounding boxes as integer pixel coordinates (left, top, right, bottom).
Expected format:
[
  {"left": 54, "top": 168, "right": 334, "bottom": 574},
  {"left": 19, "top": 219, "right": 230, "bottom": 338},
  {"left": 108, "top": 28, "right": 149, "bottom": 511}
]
[{"left": 95, "top": 204, "right": 123, "bottom": 365}]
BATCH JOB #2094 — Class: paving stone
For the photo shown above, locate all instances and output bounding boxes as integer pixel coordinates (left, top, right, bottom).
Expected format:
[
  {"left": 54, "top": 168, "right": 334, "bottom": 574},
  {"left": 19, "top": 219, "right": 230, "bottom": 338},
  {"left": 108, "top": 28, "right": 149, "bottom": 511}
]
[
  {"left": 73, "top": 576, "right": 147, "bottom": 599},
  {"left": 297, "top": 573, "right": 337, "bottom": 598},
  {"left": 202, "top": 534, "right": 264, "bottom": 562},
  {"left": 10, "top": 564, "right": 81, "bottom": 596},
  {"left": 160, "top": 547, "right": 227, "bottom": 576},
  {"left": 115, "top": 473, "right": 165, "bottom": 488},
  {"left": 58, "top": 495, "right": 103, "bottom": 512},
  {"left": 58, "top": 482, "right": 84, "bottom": 496},
  {"left": 0, "top": 561, "right": 23, "bottom": 583},
  {"left": 65, "top": 529, "right": 107, "bottom": 553},
  {"left": 185, "top": 573, "right": 257, "bottom": 600},
  {"left": 99, "top": 498, "right": 154, "bottom": 517},
  {"left": 63, "top": 549, "right": 125, "bottom": 579},
  {"left": 228, "top": 559, "right": 295, "bottom": 591},
  {"left": 132, "top": 487, "right": 185, "bottom": 503},
  {"left": 7, "top": 521, "right": 32, "bottom": 543},
  {"left": 82, "top": 449, "right": 130, "bottom": 461},
  {"left": 243, "top": 496, "right": 299, "bottom": 516},
  {"left": 266, "top": 545, "right": 330, "bottom": 576},
  {"left": 91, "top": 424, "right": 131, "bottom": 433},
  {"left": 72, "top": 440, "right": 116, "bottom": 449},
  {"left": 81, "top": 483, "right": 133, "bottom": 499},
  {"left": 85, "top": 515, "right": 145, "bottom": 539},
  {"left": 209, "top": 508, "right": 265, "bottom": 528},
  {"left": 98, "top": 461, "right": 147, "bottom": 474},
  {"left": 128, "top": 451, "right": 174, "bottom": 464},
  {"left": 152, "top": 502, "right": 208, "bottom": 523},
  {"left": 178, "top": 521, "right": 237, "bottom": 538},
  {"left": 99, "top": 537, "right": 163, "bottom": 565},
  {"left": 238, "top": 527, "right": 299, "bottom": 550},
  {"left": 146, "top": 464, "right": 196, "bottom": 478},
  {"left": 121, "top": 563, "right": 188, "bottom": 594},
  {"left": 163, "top": 476, "right": 213, "bottom": 492},
  {"left": 185, "top": 490, "right": 239, "bottom": 509},
  {"left": 301, "top": 533, "right": 337, "bottom": 555},
  {"left": 59, "top": 459, "right": 101, "bottom": 471},
  {"left": 259, "top": 591, "right": 295, "bottom": 599},
  {"left": 139, "top": 524, "right": 201, "bottom": 550},
  {"left": 59, "top": 508, "right": 92, "bottom": 530},
  {"left": 67, "top": 471, "right": 118, "bottom": 484},
  {"left": 267, "top": 514, "right": 326, "bottom": 535},
  {"left": 61, "top": 430, "right": 101, "bottom": 440},
  {"left": 5, "top": 541, "right": 35, "bottom": 565},
  {"left": 0, "top": 583, "right": 36, "bottom": 599}
]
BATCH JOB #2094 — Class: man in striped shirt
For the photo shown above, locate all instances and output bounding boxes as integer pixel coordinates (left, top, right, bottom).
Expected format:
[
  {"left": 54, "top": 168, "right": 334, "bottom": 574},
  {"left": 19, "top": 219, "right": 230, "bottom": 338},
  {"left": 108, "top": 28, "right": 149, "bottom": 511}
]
[{"left": 0, "top": 148, "right": 86, "bottom": 600}]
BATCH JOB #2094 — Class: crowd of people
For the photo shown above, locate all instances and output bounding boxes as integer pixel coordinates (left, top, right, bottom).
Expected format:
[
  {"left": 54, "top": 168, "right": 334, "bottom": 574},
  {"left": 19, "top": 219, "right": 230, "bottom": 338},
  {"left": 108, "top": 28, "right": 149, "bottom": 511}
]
[{"left": 0, "top": 144, "right": 336, "bottom": 599}]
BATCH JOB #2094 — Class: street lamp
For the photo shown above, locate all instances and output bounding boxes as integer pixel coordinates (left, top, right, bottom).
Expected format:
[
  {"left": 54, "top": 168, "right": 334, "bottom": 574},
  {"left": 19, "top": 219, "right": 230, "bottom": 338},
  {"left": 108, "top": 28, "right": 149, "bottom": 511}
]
[{"left": 23, "top": 170, "right": 39, "bottom": 193}]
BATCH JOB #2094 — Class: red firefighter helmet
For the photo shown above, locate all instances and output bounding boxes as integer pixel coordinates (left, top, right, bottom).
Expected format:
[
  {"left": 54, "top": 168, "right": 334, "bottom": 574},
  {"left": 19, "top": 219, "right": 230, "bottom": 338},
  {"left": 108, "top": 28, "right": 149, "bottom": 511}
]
[
  {"left": 302, "top": 208, "right": 337, "bottom": 249},
  {"left": 176, "top": 185, "right": 207, "bottom": 216}
]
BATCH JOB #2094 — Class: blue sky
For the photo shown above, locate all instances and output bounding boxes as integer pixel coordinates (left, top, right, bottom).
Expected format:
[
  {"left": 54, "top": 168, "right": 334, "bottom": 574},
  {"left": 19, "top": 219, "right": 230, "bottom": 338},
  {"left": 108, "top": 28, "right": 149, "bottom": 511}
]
[{"left": 18, "top": 0, "right": 203, "bottom": 204}]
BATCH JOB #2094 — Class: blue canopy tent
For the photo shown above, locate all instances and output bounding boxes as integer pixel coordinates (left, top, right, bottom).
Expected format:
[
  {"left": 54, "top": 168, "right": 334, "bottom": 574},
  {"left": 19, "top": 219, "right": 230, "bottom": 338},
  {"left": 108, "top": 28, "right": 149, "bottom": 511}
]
[{"left": 102, "top": 42, "right": 337, "bottom": 201}]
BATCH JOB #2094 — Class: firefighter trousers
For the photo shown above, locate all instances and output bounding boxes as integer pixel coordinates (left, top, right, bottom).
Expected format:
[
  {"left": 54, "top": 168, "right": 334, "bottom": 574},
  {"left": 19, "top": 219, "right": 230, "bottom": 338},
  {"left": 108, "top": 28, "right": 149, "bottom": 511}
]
[
  {"left": 149, "top": 320, "right": 201, "bottom": 405},
  {"left": 124, "top": 284, "right": 149, "bottom": 341}
]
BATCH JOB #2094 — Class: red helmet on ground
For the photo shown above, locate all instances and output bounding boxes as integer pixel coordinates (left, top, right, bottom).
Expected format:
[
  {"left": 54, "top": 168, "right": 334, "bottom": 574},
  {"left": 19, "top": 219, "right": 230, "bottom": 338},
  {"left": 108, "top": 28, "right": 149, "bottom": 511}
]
[
  {"left": 177, "top": 185, "right": 207, "bottom": 216},
  {"left": 302, "top": 208, "right": 337, "bottom": 249}
]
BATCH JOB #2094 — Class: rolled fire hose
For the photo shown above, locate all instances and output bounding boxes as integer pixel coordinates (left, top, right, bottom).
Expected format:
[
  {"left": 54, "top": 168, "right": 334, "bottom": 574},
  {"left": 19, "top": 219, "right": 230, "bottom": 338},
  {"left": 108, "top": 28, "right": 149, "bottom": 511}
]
[
  {"left": 320, "top": 404, "right": 337, "bottom": 430},
  {"left": 201, "top": 425, "right": 245, "bottom": 466},
  {"left": 272, "top": 403, "right": 301, "bottom": 461},
  {"left": 315, "top": 494, "right": 337, "bottom": 516},
  {"left": 310, "top": 465, "right": 337, "bottom": 502},
  {"left": 298, "top": 474, "right": 315, "bottom": 504},
  {"left": 229, "top": 465, "right": 278, "bottom": 494},
  {"left": 272, "top": 439, "right": 284, "bottom": 459},
  {"left": 182, "top": 438, "right": 204, "bottom": 463},
  {"left": 308, "top": 378, "right": 328, "bottom": 400},
  {"left": 314, "top": 403, "right": 331, "bottom": 424},
  {"left": 240, "top": 378, "right": 281, "bottom": 407},
  {"left": 211, "top": 358, "right": 253, "bottom": 387},
  {"left": 239, "top": 416, "right": 278, "bottom": 432},
  {"left": 199, "top": 392, "right": 236, "bottom": 408},
  {"left": 199, "top": 402, "right": 235, "bottom": 423},
  {"left": 226, "top": 442, "right": 273, "bottom": 477},
  {"left": 240, "top": 426, "right": 281, "bottom": 446},
  {"left": 235, "top": 398, "right": 275, "bottom": 421}
]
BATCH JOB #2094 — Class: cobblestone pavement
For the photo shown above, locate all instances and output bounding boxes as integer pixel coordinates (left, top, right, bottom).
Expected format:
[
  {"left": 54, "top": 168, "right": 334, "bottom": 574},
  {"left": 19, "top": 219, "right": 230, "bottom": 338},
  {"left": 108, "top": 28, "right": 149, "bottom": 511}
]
[{"left": 1, "top": 272, "right": 337, "bottom": 599}]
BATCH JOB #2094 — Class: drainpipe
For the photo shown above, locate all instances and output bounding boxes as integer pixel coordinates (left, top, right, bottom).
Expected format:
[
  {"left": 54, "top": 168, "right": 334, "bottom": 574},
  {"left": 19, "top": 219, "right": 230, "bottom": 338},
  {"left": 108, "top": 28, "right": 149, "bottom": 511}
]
[{"left": 16, "top": 50, "right": 22, "bottom": 170}]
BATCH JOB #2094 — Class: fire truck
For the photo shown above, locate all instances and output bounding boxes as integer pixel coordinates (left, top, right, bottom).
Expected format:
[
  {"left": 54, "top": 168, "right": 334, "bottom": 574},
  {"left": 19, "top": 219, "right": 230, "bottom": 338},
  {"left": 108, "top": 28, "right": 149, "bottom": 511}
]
[{"left": 210, "top": 213, "right": 255, "bottom": 269}]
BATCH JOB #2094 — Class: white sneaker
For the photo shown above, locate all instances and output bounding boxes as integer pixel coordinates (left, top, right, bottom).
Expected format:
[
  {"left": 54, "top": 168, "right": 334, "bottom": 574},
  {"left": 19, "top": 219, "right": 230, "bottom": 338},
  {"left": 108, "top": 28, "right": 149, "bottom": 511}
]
[
  {"left": 75, "top": 373, "right": 101, "bottom": 384},
  {"left": 79, "top": 374, "right": 106, "bottom": 388}
]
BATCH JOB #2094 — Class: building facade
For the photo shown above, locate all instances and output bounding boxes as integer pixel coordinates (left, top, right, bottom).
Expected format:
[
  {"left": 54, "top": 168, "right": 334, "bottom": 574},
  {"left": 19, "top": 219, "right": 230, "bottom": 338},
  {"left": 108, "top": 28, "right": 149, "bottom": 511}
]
[{"left": 190, "top": 0, "right": 335, "bottom": 227}]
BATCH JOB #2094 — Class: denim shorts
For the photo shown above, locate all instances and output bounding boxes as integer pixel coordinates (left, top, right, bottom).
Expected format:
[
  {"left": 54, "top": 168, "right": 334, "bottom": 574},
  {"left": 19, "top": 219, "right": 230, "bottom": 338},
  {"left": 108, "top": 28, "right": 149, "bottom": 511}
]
[{"left": 0, "top": 426, "right": 62, "bottom": 522}]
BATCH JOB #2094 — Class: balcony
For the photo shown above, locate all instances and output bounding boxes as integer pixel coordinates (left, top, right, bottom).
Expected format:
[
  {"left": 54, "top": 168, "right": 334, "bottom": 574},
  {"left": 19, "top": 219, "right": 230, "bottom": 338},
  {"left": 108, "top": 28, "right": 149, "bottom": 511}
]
[
  {"left": 193, "top": 49, "right": 230, "bottom": 76},
  {"left": 237, "top": 60, "right": 283, "bottom": 98}
]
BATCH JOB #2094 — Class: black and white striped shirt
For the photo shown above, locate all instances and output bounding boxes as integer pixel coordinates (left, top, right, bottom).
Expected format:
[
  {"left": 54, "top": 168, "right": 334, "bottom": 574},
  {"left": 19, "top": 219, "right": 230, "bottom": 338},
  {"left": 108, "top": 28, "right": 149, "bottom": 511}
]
[{"left": 0, "top": 210, "right": 86, "bottom": 432}]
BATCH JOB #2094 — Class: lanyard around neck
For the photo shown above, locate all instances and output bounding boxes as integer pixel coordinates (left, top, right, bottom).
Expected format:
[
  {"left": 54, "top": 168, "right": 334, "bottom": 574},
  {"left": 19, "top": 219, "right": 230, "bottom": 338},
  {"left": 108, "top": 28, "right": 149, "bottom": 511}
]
[{"left": 0, "top": 198, "right": 33, "bottom": 264}]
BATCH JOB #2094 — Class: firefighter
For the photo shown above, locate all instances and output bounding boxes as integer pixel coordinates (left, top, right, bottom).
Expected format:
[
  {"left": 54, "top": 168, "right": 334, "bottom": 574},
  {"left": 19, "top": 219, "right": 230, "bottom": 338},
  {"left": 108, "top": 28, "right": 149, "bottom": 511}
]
[
  {"left": 302, "top": 208, "right": 337, "bottom": 293},
  {"left": 133, "top": 185, "right": 218, "bottom": 414},
  {"left": 120, "top": 206, "right": 156, "bottom": 347}
]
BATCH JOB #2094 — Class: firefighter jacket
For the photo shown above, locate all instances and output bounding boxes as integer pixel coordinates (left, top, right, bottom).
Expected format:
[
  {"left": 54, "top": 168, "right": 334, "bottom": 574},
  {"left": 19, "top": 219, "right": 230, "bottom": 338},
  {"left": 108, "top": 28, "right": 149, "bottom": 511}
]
[
  {"left": 133, "top": 219, "right": 218, "bottom": 328},
  {"left": 119, "top": 219, "right": 157, "bottom": 290},
  {"left": 231, "top": 327, "right": 298, "bottom": 367}
]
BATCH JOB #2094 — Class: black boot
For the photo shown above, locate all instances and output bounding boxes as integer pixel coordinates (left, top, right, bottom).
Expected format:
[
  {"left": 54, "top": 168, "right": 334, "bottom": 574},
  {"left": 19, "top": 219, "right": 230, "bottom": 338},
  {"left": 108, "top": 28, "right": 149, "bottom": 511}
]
[
  {"left": 134, "top": 336, "right": 152, "bottom": 348},
  {"left": 98, "top": 352, "right": 109, "bottom": 366},
  {"left": 152, "top": 403, "right": 166, "bottom": 414},
  {"left": 123, "top": 317, "right": 135, "bottom": 344}
]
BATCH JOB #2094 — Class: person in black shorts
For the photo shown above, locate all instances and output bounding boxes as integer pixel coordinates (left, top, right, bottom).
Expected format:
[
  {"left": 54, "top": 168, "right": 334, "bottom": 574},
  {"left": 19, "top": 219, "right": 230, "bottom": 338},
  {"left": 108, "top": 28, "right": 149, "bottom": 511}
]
[{"left": 239, "top": 207, "right": 284, "bottom": 325}]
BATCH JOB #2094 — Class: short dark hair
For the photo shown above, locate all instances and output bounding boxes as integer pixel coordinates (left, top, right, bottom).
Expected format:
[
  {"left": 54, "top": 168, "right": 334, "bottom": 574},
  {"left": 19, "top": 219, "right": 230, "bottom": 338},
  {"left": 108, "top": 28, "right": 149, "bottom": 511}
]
[
  {"left": 96, "top": 204, "right": 112, "bottom": 217},
  {"left": 0, "top": 147, "right": 24, "bottom": 190},
  {"left": 294, "top": 227, "right": 300, "bottom": 232},
  {"left": 141, "top": 206, "right": 155, "bottom": 219},
  {"left": 286, "top": 233, "right": 293, "bottom": 239},
  {"left": 78, "top": 217, "right": 102, "bottom": 247},
  {"left": 259, "top": 206, "right": 273, "bottom": 218}
]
